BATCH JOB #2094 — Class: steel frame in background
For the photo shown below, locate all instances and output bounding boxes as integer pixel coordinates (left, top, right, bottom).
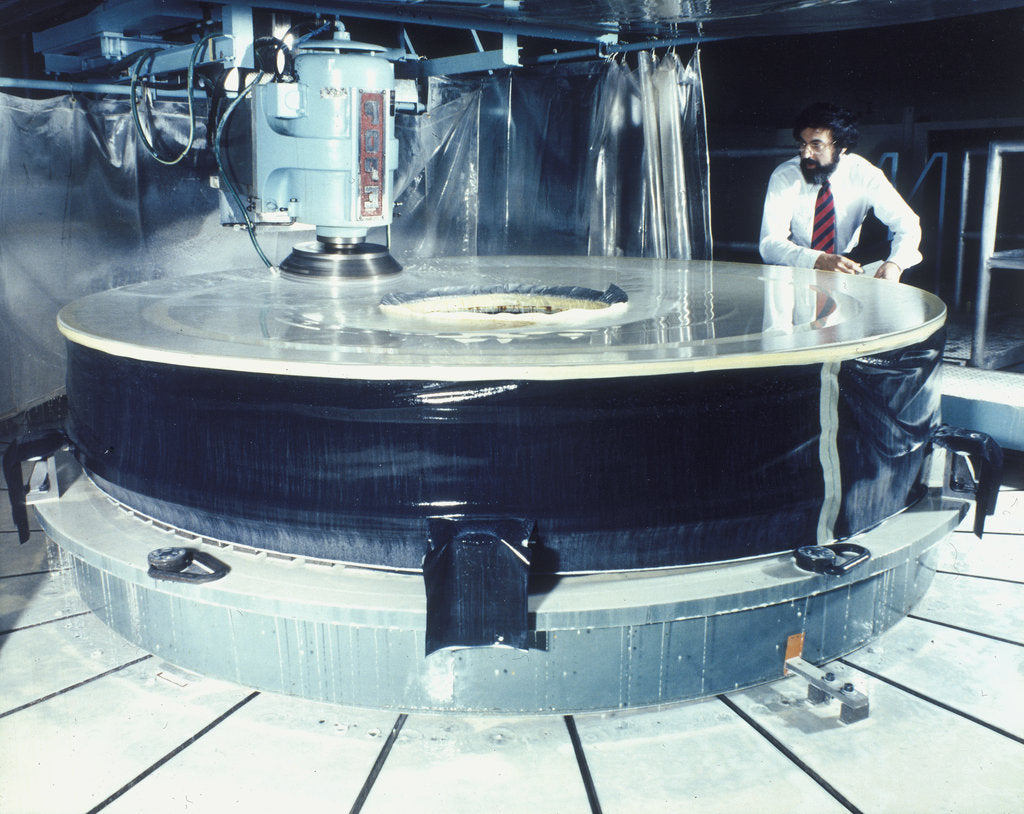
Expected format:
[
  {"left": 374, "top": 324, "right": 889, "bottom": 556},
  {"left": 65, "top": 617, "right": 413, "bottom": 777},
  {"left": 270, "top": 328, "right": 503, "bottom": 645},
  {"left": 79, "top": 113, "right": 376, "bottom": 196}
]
[{"left": 971, "top": 141, "right": 1024, "bottom": 369}]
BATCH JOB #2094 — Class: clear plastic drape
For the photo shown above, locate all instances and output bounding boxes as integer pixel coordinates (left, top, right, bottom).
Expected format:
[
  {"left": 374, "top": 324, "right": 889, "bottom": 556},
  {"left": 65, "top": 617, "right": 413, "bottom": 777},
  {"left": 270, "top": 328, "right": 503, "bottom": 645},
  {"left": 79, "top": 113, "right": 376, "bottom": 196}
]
[
  {"left": 391, "top": 50, "right": 710, "bottom": 263},
  {"left": 0, "top": 50, "right": 709, "bottom": 417},
  {"left": 0, "top": 93, "right": 265, "bottom": 419}
]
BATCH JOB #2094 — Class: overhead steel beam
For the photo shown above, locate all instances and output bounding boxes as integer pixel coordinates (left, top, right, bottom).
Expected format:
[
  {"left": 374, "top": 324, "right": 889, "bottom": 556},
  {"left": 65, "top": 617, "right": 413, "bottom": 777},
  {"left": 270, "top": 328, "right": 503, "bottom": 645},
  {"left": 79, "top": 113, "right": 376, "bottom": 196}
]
[
  {"left": 32, "top": 0, "right": 206, "bottom": 53},
  {"left": 0, "top": 75, "right": 191, "bottom": 97},
  {"left": 30, "top": 0, "right": 614, "bottom": 80},
  {"left": 406, "top": 48, "right": 510, "bottom": 77},
  {"left": 223, "top": 0, "right": 619, "bottom": 45},
  {"left": 33, "top": 0, "right": 619, "bottom": 46}
]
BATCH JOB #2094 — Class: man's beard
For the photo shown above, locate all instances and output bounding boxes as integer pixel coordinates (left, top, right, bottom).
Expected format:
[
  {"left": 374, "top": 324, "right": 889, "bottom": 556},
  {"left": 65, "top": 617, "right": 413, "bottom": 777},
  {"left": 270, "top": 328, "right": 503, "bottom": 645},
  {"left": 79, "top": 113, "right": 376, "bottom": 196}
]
[{"left": 800, "top": 155, "right": 839, "bottom": 185}]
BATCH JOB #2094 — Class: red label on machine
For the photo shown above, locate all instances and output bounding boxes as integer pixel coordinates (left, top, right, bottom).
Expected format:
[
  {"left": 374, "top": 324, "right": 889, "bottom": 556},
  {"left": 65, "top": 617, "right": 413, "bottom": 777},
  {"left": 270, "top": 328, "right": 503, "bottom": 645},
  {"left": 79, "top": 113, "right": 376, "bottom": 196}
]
[{"left": 358, "top": 91, "right": 385, "bottom": 220}]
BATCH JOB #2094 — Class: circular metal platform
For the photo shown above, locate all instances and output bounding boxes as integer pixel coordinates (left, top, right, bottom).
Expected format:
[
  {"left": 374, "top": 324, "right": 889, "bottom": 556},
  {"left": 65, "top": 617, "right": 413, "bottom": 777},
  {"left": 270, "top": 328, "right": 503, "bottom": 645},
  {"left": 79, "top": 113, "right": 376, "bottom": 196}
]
[
  {"left": 33, "top": 450, "right": 965, "bottom": 713},
  {"left": 41, "top": 258, "right": 957, "bottom": 711}
]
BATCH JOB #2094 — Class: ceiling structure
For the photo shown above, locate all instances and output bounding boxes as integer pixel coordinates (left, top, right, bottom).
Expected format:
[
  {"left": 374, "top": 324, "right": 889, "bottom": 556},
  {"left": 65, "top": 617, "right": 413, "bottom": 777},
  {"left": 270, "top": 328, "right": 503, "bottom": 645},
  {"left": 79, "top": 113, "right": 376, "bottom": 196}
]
[
  {"left": 0, "top": 0, "right": 1017, "bottom": 89},
  {"left": 2, "top": 0, "right": 1023, "bottom": 55},
  {"left": 304, "top": 0, "right": 1024, "bottom": 41}
]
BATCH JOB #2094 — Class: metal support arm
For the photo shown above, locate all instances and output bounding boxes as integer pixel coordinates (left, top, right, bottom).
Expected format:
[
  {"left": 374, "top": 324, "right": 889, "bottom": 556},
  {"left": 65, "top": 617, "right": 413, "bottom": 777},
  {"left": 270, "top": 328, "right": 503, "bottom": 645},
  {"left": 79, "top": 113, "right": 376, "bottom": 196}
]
[{"left": 785, "top": 656, "right": 871, "bottom": 724}]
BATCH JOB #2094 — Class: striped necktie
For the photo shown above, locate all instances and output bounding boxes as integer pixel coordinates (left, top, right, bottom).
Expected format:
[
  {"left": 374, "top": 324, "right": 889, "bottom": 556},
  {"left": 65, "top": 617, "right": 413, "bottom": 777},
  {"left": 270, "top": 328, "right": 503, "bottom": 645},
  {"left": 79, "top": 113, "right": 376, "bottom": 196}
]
[{"left": 812, "top": 181, "right": 836, "bottom": 253}]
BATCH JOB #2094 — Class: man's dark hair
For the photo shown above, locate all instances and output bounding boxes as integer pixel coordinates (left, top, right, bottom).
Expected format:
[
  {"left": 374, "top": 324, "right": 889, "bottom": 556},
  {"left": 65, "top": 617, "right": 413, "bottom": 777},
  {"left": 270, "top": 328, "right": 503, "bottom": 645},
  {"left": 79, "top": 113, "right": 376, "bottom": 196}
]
[{"left": 793, "top": 102, "right": 859, "bottom": 151}]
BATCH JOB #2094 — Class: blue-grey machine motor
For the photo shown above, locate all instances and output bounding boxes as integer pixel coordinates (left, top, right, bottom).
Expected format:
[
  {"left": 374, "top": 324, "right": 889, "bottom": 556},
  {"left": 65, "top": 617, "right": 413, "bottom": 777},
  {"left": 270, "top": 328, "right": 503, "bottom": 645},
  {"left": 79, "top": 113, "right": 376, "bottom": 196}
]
[{"left": 248, "top": 24, "right": 402, "bottom": 278}]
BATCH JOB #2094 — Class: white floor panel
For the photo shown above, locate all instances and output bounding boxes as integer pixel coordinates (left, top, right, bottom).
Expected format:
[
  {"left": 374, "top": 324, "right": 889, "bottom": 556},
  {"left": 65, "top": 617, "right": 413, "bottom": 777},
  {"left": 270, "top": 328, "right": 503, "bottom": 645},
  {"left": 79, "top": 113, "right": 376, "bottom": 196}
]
[
  {"left": 571, "top": 699, "right": 848, "bottom": 813},
  {"left": 101, "top": 692, "right": 401, "bottom": 814},
  {"left": 0, "top": 612, "right": 148, "bottom": 715},
  {"left": 0, "top": 559, "right": 87, "bottom": 632},
  {"left": 936, "top": 530, "right": 1024, "bottom": 582},
  {"left": 0, "top": 530, "right": 51, "bottom": 578},
  {"left": 912, "top": 572, "right": 1024, "bottom": 644},
  {"left": 362, "top": 714, "right": 591, "bottom": 814},
  {"left": 726, "top": 670, "right": 1024, "bottom": 814},
  {"left": 0, "top": 661, "right": 254, "bottom": 814},
  {"left": 842, "top": 616, "right": 1024, "bottom": 738}
]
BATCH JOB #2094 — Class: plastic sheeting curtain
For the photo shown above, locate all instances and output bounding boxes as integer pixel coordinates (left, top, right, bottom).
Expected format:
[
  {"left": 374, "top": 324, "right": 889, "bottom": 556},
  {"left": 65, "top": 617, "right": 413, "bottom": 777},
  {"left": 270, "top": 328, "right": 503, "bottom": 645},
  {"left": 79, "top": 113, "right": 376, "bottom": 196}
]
[
  {"left": 392, "top": 50, "right": 710, "bottom": 262},
  {"left": 0, "top": 93, "right": 264, "bottom": 419},
  {"left": 0, "top": 50, "right": 710, "bottom": 417}
]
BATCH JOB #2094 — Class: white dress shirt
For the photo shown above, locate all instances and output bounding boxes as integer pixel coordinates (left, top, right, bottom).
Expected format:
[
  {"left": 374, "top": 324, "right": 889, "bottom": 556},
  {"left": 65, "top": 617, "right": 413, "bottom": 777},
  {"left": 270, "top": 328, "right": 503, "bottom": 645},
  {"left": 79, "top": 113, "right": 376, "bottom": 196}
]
[{"left": 759, "top": 153, "right": 922, "bottom": 272}]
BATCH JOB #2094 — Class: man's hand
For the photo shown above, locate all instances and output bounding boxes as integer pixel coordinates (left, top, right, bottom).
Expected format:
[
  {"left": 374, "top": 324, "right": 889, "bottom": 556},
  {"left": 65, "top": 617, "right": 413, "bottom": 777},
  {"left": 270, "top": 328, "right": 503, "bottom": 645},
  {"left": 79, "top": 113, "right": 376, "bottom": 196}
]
[
  {"left": 814, "top": 253, "right": 863, "bottom": 275},
  {"left": 874, "top": 261, "right": 902, "bottom": 281}
]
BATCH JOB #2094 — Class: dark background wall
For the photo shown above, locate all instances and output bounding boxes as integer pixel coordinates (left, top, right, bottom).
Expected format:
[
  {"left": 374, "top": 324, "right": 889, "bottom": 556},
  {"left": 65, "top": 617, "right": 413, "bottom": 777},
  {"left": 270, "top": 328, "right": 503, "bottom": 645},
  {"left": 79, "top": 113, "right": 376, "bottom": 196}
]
[{"left": 698, "top": 6, "right": 1024, "bottom": 311}]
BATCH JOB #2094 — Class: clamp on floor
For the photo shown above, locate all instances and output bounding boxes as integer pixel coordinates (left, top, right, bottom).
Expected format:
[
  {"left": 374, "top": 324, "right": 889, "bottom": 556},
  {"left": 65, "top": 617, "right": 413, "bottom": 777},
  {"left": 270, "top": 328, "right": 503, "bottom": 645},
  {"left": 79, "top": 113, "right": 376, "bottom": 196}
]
[{"left": 784, "top": 634, "right": 869, "bottom": 724}]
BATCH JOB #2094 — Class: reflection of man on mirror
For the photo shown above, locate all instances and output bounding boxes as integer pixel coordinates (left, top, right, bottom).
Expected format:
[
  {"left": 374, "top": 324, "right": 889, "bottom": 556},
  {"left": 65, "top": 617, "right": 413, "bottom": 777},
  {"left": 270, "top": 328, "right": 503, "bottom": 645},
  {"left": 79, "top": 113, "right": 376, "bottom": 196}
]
[{"left": 759, "top": 102, "right": 921, "bottom": 282}]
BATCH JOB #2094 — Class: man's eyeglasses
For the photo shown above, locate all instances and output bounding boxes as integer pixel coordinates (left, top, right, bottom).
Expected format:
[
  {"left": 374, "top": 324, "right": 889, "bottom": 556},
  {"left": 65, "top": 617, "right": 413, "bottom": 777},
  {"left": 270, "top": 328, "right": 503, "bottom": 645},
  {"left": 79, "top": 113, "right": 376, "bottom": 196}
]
[{"left": 797, "top": 140, "right": 834, "bottom": 155}]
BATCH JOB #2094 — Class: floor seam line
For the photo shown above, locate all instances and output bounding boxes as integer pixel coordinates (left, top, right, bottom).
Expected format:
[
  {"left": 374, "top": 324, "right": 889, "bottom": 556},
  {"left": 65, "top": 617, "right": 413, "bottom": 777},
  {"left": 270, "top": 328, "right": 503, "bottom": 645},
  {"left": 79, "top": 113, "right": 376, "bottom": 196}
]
[
  {"left": 951, "top": 529, "right": 1023, "bottom": 539},
  {"left": 839, "top": 659, "right": 1024, "bottom": 745},
  {"left": 565, "top": 715, "right": 603, "bottom": 814},
  {"left": 717, "top": 694, "right": 863, "bottom": 814},
  {"left": 0, "top": 568, "right": 68, "bottom": 580},
  {"left": 0, "top": 609, "right": 91, "bottom": 636},
  {"left": 934, "top": 569, "right": 1024, "bottom": 586},
  {"left": 86, "top": 690, "right": 261, "bottom": 813},
  {"left": 906, "top": 614, "right": 1024, "bottom": 647},
  {"left": 0, "top": 654, "right": 155, "bottom": 720},
  {"left": 349, "top": 712, "right": 408, "bottom": 814}
]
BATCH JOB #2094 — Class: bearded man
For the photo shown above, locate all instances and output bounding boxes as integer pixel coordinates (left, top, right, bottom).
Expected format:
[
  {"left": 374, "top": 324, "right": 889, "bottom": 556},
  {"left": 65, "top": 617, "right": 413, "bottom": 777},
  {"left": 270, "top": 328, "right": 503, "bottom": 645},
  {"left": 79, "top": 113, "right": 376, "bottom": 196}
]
[{"left": 759, "top": 102, "right": 922, "bottom": 282}]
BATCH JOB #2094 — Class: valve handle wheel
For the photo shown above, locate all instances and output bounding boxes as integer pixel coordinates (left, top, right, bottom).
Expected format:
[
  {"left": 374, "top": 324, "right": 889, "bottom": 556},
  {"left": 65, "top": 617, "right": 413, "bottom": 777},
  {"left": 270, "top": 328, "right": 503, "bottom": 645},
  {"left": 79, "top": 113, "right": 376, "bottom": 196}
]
[
  {"left": 795, "top": 543, "right": 870, "bottom": 576},
  {"left": 148, "top": 547, "right": 193, "bottom": 572},
  {"left": 147, "top": 547, "right": 229, "bottom": 583}
]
